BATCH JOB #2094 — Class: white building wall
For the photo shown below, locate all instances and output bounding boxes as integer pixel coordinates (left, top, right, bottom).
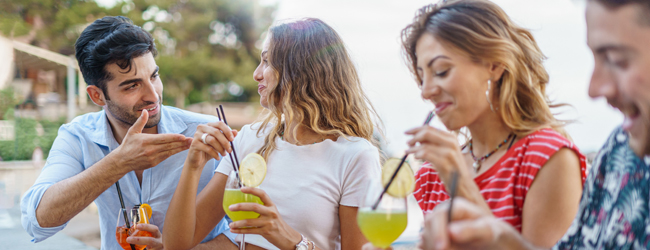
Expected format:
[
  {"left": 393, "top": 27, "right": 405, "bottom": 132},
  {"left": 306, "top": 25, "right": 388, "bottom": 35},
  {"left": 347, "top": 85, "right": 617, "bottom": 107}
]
[{"left": 0, "top": 36, "right": 14, "bottom": 90}]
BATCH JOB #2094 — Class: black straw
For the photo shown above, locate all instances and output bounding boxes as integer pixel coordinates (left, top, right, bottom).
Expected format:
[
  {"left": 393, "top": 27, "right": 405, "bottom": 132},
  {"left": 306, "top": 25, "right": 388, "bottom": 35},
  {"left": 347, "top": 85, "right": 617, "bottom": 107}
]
[
  {"left": 216, "top": 105, "right": 242, "bottom": 187},
  {"left": 447, "top": 171, "right": 459, "bottom": 223},
  {"left": 115, "top": 182, "right": 136, "bottom": 250},
  {"left": 372, "top": 111, "right": 435, "bottom": 210}
]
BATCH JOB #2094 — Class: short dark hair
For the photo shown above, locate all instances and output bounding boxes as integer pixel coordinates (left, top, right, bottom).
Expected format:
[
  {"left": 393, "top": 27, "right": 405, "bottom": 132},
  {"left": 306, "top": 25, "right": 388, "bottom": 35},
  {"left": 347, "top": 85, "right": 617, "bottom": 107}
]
[
  {"left": 592, "top": 0, "right": 650, "bottom": 25},
  {"left": 75, "top": 16, "right": 157, "bottom": 98}
]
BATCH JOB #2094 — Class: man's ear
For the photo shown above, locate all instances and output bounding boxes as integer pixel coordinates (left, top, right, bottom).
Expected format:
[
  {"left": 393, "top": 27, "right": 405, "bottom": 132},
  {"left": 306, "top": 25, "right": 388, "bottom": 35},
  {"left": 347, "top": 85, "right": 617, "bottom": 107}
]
[{"left": 87, "top": 85, "right": 107, "bottom": 106}]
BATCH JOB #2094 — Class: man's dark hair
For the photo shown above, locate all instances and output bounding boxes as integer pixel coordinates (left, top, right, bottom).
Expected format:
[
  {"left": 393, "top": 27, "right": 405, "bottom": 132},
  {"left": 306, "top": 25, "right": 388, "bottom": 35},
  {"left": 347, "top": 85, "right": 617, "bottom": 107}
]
[
  {"left": 593, "top": 0, "right": 650, "bottom": 25},
  {"left": 75, "top": 16, "right": 157, "bottom": 98}
]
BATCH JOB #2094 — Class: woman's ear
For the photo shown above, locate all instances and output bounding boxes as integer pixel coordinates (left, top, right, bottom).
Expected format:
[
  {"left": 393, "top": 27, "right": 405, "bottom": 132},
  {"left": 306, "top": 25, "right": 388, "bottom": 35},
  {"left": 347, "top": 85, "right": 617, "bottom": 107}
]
[
  {"left": 488, "top": 62, "right": 506, "bottom": 82},
  {"left": 87, "top": 85, "right": 107, "bottom": 106}
]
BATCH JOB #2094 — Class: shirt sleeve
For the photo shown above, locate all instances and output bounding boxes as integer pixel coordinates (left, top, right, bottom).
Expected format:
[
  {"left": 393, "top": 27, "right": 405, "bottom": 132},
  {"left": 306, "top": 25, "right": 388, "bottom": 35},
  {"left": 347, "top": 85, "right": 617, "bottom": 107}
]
[
  {"left": 200, "top": 217, "right": 238, "bottom": 245},
  {"left": 214, "top": 154, "right": 235, "bottom": 177},
  {"left": 20, "top": 126, "right": 86, "bottom": 242},
  {"left": 340, "top": 146, "right": 381, "bottom": 207}
]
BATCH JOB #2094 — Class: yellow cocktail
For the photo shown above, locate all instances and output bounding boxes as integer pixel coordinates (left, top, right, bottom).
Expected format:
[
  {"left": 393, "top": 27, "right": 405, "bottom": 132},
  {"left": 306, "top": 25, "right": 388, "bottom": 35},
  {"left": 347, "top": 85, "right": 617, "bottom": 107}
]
[
  {"left": 358, "top": 208, "right": 408, "bottom": 248},
  {"left": 358, "top": 158, "right": 413, "bottom": 248},
  {"left": 223, "top": 188, "right": 264, "bottom": 221}
]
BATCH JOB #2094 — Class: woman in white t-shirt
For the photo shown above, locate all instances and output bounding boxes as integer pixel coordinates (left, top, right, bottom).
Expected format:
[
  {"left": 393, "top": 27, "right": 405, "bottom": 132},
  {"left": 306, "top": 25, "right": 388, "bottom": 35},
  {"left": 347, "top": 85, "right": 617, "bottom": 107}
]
[{"left": 164, "top": 18, "right": 381, "bottom": 250}]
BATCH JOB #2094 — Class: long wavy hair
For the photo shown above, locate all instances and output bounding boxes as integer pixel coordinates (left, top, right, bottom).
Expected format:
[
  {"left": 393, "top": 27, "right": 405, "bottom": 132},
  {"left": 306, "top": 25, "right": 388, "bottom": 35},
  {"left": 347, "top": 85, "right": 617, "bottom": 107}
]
[
  {"left": 255, "top": 18, "right": 380, "bottom": 160},
  {"left": 401, "top": 0, "right": 569, "bottom": 137}
]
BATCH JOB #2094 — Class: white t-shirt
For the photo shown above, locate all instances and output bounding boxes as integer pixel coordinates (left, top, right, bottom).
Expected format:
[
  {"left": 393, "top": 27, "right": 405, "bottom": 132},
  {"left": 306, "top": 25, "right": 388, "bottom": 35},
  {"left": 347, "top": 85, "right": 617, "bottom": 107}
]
[{"left": 216, "top": 123, "right": 381, "bottom": 250}]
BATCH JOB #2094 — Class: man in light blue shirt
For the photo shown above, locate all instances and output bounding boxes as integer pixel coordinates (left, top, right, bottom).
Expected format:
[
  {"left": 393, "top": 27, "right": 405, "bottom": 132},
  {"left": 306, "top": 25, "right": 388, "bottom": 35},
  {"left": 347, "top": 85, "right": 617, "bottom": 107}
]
[{"left": 20, "top": 16, "right": 237, "bottom": 250}]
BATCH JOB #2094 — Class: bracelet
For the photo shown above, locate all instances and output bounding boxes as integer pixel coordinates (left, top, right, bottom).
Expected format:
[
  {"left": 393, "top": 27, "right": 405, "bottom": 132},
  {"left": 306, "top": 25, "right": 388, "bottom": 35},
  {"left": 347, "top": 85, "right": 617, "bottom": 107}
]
[
  {"left": 309, "top": 240, "right": 315, "bottom": 250},
  {"left": 295, "top": 234, "right": 309, "bottom": 250}
]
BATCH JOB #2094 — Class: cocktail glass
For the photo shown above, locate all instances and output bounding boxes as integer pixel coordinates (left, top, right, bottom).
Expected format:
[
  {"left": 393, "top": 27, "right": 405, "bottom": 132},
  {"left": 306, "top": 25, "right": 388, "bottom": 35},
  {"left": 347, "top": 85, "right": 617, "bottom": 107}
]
[
  {"left": 116, "top": 207, "right": 153, "bottom": 250},
  {"left": 223, "top": 170, "right": 264, "bottom": 250},
  {"left": 357, "top": 180, "right": 408, "bottom": 249}
]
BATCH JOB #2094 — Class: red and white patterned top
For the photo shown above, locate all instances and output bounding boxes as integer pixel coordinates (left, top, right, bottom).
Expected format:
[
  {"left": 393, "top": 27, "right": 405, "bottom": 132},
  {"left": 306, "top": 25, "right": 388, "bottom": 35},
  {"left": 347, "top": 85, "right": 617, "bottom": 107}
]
[{"left": 413, "top": 129, "right": 587, "bottom": 231}]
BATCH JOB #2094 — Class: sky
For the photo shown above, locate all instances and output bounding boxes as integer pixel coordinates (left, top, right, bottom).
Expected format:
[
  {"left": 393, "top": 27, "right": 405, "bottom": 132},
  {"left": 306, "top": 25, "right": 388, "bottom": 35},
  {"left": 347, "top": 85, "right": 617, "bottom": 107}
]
[{"left": 94, "top": 0, "right": 623, "bottom": 155}]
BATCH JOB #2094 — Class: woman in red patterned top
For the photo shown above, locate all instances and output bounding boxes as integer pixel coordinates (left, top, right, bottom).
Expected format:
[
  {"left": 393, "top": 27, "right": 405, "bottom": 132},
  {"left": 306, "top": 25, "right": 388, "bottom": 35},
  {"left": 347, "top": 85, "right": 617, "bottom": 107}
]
[{"left": 399, "top": 0, "right": 586, "bottom": 248}]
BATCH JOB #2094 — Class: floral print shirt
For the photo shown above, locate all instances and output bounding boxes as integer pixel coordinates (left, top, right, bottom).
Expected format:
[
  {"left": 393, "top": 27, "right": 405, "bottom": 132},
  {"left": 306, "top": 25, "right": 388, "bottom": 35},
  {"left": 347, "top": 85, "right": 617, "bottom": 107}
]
[{"left": 555, "top": 127, "right": 650, "bottom": 249}]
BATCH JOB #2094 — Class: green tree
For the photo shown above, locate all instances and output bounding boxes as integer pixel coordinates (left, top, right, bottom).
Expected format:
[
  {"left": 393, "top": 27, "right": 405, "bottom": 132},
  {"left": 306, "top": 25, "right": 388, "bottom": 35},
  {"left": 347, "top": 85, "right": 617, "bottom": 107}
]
[
  {"left": 0, "top": 87, "right": 19, "bottom": 120},
  {"left": 1, "top": 0, "right": 276, "bottom": 106},
  {"left": 120, "top": 0, "right": 275, "bottom": 107},
  {"left": 0, "top": 117, "right": 64, "bottom": 161},
  {"left": 0, "top": 0, "right": 117, "bottom": 54}
]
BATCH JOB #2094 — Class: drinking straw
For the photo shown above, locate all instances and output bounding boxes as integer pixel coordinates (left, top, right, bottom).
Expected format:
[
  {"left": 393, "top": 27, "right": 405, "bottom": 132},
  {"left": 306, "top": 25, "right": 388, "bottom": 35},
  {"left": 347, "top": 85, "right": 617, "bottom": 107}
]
[
  {"left": 372, "top": 111, "right": 435, "bottom": 210},
  {"left": 216, "top": 105, "right": 242, "bottom": 186},
  {"left": 447, "top": 171, "right": 459, "bottom": 224},
  {"left": 215, "top": 109, "right": 239, "bottom": 175},
  {"left": 115, "top": 182, "right": 137, "bottom": 250}
]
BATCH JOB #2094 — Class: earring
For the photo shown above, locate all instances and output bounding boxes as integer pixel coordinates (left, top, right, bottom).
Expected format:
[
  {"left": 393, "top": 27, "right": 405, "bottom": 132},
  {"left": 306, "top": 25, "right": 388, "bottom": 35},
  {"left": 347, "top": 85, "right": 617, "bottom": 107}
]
[{"left": 486, "top": 79, "right": 495, "bottom": 112}]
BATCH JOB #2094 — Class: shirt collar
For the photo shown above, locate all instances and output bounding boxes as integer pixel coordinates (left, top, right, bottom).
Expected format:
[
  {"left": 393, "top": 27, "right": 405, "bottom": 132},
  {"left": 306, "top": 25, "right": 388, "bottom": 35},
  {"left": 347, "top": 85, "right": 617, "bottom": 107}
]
[
  {"left": 88, "top": 105, "right": 187, "bottom": 148},
  {"left": 86, "top": 110, "right": 112, "bottom": 148},
  {"left": 157, "top": 105, "right": 187, "bottom": 134}
]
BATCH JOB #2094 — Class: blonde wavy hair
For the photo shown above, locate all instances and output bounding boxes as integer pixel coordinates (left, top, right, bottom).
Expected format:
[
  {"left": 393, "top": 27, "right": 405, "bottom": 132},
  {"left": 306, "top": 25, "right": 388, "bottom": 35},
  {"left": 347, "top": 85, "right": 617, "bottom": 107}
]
[
  {"left": 255, "top": 18, "right": 380, "bottom": 160},
  {"left": 402, "top": 0, "right": 569, "bottom": 137}
]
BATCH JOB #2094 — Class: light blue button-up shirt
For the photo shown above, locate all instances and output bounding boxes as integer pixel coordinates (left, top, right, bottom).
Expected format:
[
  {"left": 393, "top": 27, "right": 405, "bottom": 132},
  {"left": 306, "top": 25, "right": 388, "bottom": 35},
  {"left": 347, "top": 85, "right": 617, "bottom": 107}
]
[{"left": 21, "top": 105, "right": 235, "bottom": 249}]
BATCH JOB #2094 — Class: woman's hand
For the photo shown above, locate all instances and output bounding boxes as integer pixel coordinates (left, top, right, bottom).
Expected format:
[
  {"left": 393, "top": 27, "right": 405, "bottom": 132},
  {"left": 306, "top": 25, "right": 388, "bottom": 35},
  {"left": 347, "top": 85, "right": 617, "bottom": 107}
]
[
  {"left": 186, "top": 121, "right": 238, "bottom": 169},
  {"left": 405, "top": 125, "right": 491, "bottom": 212},
  {"left": 405, "top": 125, "right": 467, "bottom": 181},
  {"left": 228, "top": 187, "right": 303, "bottom": 250}
]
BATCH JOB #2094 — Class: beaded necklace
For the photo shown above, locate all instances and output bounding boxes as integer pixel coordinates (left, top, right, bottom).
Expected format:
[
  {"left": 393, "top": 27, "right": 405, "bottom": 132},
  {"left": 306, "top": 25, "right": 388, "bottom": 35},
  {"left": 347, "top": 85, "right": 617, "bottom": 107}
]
[{"left": 469, "top": 133, "right": 515, "bottom": 172}]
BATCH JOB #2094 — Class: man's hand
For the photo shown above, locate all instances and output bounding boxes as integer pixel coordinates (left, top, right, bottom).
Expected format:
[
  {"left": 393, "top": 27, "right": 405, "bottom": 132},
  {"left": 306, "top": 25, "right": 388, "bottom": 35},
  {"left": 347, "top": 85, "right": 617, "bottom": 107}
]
[
  {"left": 127, "top": 223, "right": 163, "bottom": 250},
  {"left": 112, "top": 109, "right": 192, "bottom": 173},
  {"left": 421, "top": 198, "right": 524, "bottom": 250},
  {"left": 31, "top": 110, "right": 191, "bottom": 229}
]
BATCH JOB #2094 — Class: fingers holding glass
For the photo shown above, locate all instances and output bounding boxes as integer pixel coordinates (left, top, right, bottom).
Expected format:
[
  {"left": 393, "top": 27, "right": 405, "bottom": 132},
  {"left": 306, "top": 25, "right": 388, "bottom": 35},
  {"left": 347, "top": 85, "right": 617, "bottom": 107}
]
[{"left": 116, "top": 207, "right": 153, "bottom": 250}]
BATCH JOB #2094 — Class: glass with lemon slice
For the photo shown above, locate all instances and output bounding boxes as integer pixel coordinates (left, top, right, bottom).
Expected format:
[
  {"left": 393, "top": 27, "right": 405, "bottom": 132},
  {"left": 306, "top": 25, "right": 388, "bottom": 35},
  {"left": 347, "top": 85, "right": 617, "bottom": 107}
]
[
  {"left": 223, "top": 153, "right": 267, "bottom": 250},
  {"left": 358, "top": 158, "right": 415, "bottom": 249},
  {"left": 115, "top": 204, "right": 153, "bottom": 250}
]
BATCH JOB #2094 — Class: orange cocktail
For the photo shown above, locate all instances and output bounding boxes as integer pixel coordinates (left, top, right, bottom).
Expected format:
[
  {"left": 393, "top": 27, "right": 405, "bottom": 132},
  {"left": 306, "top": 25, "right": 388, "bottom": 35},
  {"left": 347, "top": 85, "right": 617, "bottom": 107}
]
[
  {"left": 116, "top": 226, "right": 153, "bottom": 250},
  {"left": 116, "top": 204, "right": 153, "bottom": 250}
]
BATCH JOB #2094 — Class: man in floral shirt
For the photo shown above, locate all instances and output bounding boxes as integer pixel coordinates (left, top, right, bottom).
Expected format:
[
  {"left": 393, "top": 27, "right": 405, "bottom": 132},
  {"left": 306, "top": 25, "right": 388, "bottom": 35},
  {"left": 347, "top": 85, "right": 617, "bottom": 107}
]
[
  {"left": 555, "top": 128, "right": 650, "bottom": 249},
  {"left": 414, "top": 0, "right": 650, "bottom": 249}
]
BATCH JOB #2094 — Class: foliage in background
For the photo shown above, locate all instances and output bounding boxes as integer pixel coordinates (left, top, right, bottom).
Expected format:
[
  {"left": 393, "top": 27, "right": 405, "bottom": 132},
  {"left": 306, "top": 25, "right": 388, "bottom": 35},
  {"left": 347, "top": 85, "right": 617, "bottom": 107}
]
[
  {"left": 0, "top": 0, "right": 275, "bottom": 160},
  {"left": 0, "top": 0, "right": 113, "bottom": 54},
  {"left": 0, "top": 87, "right": 19, "bottom": 120},
  {"left": 119, "top": 0, "right": 275, "bottom": 107},
  {"left": 0, "top": 0, "right": 276, "bottom": 107},
  {"left": 0, "top": 117, "right": 64, "bottom": 161},
  {"left": 0, "top": 89, "right": 63, "bottom": 161}
]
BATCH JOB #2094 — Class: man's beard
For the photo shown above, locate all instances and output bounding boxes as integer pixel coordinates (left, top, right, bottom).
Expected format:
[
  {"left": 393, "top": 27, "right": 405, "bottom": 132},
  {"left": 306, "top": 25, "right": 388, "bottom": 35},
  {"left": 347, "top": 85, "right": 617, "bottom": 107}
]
[{"left": 106, "top": 97, "right": 162, "bottom": 129}]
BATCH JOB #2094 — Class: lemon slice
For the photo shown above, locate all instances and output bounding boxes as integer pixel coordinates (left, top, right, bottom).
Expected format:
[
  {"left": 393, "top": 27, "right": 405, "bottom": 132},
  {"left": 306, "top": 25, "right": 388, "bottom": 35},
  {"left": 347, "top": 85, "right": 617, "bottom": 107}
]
[
  {"left": 382, "top": 158, "right": 415, "bottom": 198},
  {"left": 239, "top": 153, "right": 267, "bottom": 187}
]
